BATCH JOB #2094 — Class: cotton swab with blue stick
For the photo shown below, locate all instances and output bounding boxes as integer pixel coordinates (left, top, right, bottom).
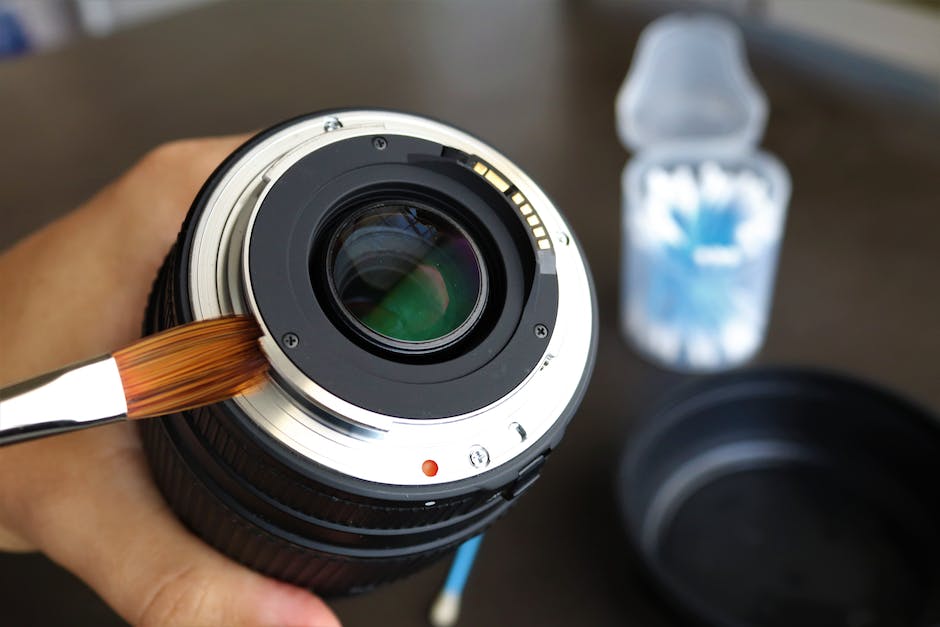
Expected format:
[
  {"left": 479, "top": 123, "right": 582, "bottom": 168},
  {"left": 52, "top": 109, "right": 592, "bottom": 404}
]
[{"left": 429, "top": 535, "right": 484, "bottom": 627}]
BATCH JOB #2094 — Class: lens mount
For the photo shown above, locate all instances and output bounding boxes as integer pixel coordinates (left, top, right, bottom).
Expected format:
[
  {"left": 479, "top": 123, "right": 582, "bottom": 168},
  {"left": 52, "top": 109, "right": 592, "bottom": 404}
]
[{"left": 177, "top": 110, "right": 595, "bottom": 488}]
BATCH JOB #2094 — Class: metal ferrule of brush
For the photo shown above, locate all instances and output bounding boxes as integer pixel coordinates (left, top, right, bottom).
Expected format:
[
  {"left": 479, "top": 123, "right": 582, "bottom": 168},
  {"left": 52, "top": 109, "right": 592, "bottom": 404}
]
[{"left": 0, "top": 356, "right": 128, "bottom": 446}]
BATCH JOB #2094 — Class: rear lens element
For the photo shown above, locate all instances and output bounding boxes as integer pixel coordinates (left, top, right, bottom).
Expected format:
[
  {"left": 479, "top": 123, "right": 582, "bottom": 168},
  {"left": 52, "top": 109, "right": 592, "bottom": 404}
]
[{"left": 327, "top": 202, "right": 487, "bottom": 348}]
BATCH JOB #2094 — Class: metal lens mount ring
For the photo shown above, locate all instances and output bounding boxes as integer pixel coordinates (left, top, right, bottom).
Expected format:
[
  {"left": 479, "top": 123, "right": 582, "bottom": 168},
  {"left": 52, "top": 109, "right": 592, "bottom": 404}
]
[{"left": 185, "top": 110, "right": 595, "bottom": 486}]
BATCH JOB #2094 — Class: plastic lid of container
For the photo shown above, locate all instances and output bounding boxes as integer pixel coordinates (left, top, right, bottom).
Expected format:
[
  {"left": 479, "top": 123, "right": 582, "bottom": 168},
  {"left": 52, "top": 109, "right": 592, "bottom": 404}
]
[{"left": 616, "top": 13, "right": 768, "bottom": 153}]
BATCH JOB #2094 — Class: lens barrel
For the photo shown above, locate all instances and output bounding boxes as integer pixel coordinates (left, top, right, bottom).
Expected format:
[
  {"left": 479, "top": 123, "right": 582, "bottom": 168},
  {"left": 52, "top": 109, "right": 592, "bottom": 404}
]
[{"left": 141, "top": 110, "right": 597, "bottom": 596}]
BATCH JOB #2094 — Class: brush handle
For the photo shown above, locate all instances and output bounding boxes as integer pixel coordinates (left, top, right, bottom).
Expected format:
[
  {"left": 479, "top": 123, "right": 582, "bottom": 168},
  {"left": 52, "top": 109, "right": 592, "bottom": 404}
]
[{"left": 0, "top": 356, "right": 128, "bottom": 446}]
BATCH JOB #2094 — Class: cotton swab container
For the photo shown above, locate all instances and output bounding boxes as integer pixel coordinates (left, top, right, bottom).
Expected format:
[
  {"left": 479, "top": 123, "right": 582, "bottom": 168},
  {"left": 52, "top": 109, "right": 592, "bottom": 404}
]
[{"left": 617, "top": 14, "right": 791, "bottom": 372}]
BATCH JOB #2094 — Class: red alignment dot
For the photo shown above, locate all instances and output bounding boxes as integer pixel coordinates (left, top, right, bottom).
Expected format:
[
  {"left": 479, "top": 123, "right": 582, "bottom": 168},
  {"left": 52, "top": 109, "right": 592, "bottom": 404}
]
[{"left": 422, "top": 460, "right": 439, "bottom": 477}]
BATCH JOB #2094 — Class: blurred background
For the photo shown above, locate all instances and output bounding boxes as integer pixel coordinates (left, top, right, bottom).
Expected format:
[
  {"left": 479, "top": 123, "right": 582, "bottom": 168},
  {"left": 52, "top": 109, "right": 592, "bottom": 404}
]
[
  {"left": 2, "top": 1, "right": 938, "bottom": 80},
  {"left": 0, "top": 1, "right": 938, "bottom": 626}
]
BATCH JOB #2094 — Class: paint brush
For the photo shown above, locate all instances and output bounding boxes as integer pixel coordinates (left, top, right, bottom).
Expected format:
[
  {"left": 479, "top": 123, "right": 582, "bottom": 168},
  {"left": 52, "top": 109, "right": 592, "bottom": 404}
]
[{"left": 0, "top": 316, "right": 267, "bottom": 446}]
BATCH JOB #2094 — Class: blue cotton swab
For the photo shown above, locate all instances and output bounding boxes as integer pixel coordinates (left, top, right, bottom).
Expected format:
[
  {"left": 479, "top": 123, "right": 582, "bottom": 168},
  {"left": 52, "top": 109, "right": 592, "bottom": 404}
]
[
  {"left": 429, "top": 535, "right": 484, "bottom": 627},
  {"left": 625, "top": 161, "right": 782, "bottom": 371}
]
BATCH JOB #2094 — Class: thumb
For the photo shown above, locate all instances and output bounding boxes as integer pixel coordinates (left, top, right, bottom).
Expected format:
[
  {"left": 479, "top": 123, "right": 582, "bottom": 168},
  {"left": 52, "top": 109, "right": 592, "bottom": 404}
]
[{"left": 130, "top": 560, "right": 339, "bottom": 627}]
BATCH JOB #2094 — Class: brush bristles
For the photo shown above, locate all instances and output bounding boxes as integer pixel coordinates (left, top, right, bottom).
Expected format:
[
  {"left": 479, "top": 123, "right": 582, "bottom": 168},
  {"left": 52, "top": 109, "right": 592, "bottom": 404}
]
[{"left": 113, "top": 316, "right": 268, "bottom": 419}]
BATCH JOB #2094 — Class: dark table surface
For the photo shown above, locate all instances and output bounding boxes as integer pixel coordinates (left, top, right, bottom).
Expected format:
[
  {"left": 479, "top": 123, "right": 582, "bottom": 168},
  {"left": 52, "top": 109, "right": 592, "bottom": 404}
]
[{"left": 1, "top": 2, "right": 939, "bottom": 625}]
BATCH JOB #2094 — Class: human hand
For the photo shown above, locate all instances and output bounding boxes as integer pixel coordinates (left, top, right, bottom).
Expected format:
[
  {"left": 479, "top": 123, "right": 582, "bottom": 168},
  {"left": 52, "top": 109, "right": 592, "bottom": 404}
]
[{"left": 0, "top": 137, "right": 341, "bottom": 627}]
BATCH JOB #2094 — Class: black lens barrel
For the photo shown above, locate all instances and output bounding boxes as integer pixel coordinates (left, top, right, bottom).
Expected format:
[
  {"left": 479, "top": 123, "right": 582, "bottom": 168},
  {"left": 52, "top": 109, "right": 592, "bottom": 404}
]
[
  {"left": 138, "top": 111, "right": 595, "bottom": 597},
  {"left": 142, "top": 242, "right": 527, "bottom": 595}
]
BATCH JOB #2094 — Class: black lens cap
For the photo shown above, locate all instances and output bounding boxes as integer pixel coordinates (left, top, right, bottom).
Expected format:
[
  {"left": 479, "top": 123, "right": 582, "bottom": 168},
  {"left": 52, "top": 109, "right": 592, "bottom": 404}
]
[{"left": 619, "top": 368, "right": 940, "bottom": 627}]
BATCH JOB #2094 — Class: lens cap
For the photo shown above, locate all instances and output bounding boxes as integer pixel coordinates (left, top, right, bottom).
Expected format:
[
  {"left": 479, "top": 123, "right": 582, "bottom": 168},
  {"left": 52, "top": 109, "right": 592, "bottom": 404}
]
[{"left": 619, "top": 369, "right": 940, "bottom": 627}]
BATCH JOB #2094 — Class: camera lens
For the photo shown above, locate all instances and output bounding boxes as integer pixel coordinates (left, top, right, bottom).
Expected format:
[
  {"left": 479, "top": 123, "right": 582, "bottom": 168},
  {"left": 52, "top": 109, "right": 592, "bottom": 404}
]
[
  {"left": 325, "top": 201, "right": 487, "bottom": 350},
  {"left": 141, "top": 110, "right": 597, "bottom": 596}
]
